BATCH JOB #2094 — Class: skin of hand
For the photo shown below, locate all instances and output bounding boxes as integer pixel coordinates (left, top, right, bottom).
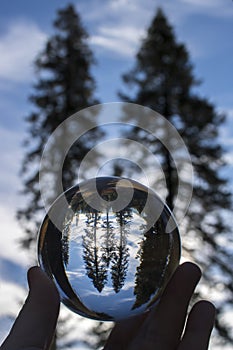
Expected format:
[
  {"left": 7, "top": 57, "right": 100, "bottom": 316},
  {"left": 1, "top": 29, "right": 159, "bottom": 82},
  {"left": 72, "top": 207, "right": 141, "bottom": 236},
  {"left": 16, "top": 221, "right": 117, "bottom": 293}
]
[
  {"left": 0, "top": 267, "right": 60, "bottom": 350},
  {"left": 104, "top": 262, "right": 216, "bottom": 350},
  {"left": 0, "top": 262, "right": 215, "bottom": 350}
]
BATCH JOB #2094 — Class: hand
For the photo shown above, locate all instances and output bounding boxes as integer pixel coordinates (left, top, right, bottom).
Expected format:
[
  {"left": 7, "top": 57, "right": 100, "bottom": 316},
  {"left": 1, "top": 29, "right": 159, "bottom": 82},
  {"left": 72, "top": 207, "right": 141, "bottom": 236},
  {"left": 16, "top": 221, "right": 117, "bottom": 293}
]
[
  {"left": 0, "top": 262, "right": 215, "bottom": 350},
  {"left": 104, "top": 262, "right": 215, "bottom": 350},
  {"left": 0, "top": 267, "right": 60, "bottom": 350}
]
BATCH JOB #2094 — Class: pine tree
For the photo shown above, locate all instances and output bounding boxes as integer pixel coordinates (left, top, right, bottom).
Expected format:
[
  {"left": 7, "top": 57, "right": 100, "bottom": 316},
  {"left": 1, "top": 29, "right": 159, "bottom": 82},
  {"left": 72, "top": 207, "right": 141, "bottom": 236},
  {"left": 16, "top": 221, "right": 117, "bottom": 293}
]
[
  {"left": 17, "top": 4, "right": 103, "bottom": 349},
  {"left": 82, "top": 211, "right": 109, "bottom": 293},
  {"left": 111, "top": 210, "right": 130, "bottom": 293},
  {"left": 118, "top": 8, "right": 233, "bottom": 346},
  {"left": 17, "top": 4, "right": 102, "bottom": 249}
]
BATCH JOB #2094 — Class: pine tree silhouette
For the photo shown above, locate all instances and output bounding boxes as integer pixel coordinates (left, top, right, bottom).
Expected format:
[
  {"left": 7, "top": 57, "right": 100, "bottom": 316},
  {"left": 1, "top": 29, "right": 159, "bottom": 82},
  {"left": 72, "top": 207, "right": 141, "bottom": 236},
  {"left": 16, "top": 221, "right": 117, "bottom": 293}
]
[
  {"left": 111, "top": 210, "right": 131, "bottom": 293},
  {"left": 119, "top": 8, "right": 233, "bottom": 344},
  {"left": 82, "top": 210, "right": 108, "bottom": 292}
]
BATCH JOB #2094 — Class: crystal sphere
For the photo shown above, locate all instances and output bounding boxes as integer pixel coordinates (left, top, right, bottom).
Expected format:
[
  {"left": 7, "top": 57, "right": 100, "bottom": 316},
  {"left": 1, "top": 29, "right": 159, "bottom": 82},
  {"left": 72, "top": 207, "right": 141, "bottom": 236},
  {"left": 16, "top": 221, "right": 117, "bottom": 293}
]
[{"left": 38, "top": 176, "right": 180, "bottom": 321}]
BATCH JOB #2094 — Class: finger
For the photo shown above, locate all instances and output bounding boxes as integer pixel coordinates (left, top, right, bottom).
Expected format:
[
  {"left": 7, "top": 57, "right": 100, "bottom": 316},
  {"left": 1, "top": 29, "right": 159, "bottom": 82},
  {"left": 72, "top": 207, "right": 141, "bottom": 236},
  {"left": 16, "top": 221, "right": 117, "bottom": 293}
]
[
  {"left": 1, "top": 266, "right": 60, "bottom": 350},
  {"left": 179, "top": 300, "right": 215, "bottom": 350},
  {"left": 104, "top": 312, "right": 148, "bottom": 350},
  {"left": 131, "top": 262, "right": 202, "bottom": 349}
]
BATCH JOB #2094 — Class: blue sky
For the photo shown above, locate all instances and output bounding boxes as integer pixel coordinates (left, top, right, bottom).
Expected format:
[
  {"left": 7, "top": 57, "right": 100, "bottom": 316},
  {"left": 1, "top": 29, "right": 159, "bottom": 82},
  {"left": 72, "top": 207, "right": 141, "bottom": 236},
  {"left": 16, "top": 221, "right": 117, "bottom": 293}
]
[{"left": 0, "top": 0, "right": 233, "bottom": 347}]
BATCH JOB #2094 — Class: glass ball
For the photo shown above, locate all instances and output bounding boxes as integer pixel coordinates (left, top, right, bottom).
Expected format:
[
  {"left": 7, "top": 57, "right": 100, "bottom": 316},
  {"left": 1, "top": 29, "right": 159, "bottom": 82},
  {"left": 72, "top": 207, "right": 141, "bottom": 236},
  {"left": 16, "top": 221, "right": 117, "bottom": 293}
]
[{"left": 38, "top": 176, "right": 180, "bottom": 321}]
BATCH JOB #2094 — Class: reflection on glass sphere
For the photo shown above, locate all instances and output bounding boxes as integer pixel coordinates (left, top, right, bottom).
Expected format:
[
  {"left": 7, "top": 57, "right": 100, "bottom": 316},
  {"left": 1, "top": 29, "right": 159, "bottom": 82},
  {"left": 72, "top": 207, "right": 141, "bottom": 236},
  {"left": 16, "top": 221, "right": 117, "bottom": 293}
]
[{"left": 38, "top": 176, "right": 180, "bottom": 321}]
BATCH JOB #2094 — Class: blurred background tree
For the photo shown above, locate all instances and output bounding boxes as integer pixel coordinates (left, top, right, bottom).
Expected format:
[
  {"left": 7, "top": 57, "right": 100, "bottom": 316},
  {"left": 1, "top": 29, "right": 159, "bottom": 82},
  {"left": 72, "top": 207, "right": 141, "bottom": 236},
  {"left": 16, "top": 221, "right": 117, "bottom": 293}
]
[
  {"left": 16, "top": 4, "right": 103, "bottom": 349},
  {"left": 17, "top": 4, "right": 102, "bottom": 250},
  {"left": 116, "top": 8, "right": 233, "bottom": 347}
]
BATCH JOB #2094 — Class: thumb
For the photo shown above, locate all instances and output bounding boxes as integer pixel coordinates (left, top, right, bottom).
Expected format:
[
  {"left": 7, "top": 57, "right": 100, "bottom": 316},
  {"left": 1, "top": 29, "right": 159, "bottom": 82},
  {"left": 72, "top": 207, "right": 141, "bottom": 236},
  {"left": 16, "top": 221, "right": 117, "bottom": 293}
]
[{"left": 0, "top": 266, "right": 60, "bottom": 350}]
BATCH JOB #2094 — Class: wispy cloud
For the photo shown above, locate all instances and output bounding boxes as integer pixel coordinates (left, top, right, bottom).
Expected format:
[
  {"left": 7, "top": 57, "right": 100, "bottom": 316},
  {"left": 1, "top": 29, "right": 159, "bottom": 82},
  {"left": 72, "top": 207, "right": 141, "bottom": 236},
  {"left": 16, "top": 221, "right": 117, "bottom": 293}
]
[
  {"left": 0, "top": 126, "right": 29, "bottom": 271},
  {"left": 0, "top": 20, "right": 47, "bottom": 83},
  {"left": 78, "top": 0, "right": 233, "bottom": 59},
  {"left": 78, "top": 0, "right": 151, "bottom": 57},
  {"left": 0, "top": 126, "right": 23, "bottom": 196},
  {"left": 90, "top": 25, "right": 144, "bottom": 57},
  {"left": 0, "top": 126, "right": 27, "bottom": 259}
]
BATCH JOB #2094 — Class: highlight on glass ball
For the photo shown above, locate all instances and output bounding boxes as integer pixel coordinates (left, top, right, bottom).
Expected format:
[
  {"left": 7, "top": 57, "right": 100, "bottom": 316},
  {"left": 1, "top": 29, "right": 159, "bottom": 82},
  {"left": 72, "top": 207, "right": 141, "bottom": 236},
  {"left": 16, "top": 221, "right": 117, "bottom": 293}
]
[{"left": 38, "top": 176, "right": 181, "bottom": 321}]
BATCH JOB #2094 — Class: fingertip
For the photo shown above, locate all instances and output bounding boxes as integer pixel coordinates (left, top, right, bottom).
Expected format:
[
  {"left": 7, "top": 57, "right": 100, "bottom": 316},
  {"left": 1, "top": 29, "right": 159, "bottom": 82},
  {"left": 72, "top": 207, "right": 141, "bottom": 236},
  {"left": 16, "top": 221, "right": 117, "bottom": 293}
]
[
  {"left": 27, "top": 266, "right": 60, "bottom": 307},
  {"left": 185, "top": 299, "right": 216, "bottom": 336},
  {"left": 162, "top": 261, "right": 202, "bottom": 300},
  {"left": 179, "top": 262, "right": 202, "bottom": 281},
  {"left": 195, "top": 300, "right": 216, "bottom": 311},
  {"left": 192, "top": 300, "right": 216, "bottom": 323},
  {"left": 180, "top": 300, "right": 216, "bottom": 350},
  {"left": 27, "top": 266, "right": 41, "bottom": 289}
]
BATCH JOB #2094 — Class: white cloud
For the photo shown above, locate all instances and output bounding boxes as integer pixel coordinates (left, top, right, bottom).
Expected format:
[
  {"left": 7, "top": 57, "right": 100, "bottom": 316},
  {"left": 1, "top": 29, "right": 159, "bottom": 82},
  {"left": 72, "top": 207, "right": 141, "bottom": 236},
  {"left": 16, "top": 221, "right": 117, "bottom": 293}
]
[
  {"left": 0, "top": 126, "right": 31, "bottom": 329},
  {"left": 223, "top": 152, "right": 233, "bottom": 166},
  {"left": 0, "top": 126, "right": 24, "bottom": 199},
  {"left": 0, "top": 20, "right": 47, "bottom": 83},
  {"left": 78, "top": 0, "right": 151, "bottom": 23},
  {"left": 0, "top": 126, "right": 29, "bottom": 262},
  {"left": 77, "top": 0, "right": 150, "bottom": 57},
  {"left": 78, "top": 0, "right": 233, "bottom": 59},
  {"left": 90, "top": 26, "right": 144, "bottom": 57},
  {"left": 0, "top": 126, "right": 38, "bottom": 342}
]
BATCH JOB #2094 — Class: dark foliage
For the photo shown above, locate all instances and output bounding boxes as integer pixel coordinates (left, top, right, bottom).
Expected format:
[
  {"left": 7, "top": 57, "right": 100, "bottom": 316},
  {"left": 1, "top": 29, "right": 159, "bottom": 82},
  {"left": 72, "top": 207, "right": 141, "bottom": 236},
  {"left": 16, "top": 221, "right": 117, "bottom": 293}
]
[
  {"left": 17, "top": 4, "right": 102, "bottom": 250},
  {"left": 117, "top": 7, "right": 233, "bottom": 346}
]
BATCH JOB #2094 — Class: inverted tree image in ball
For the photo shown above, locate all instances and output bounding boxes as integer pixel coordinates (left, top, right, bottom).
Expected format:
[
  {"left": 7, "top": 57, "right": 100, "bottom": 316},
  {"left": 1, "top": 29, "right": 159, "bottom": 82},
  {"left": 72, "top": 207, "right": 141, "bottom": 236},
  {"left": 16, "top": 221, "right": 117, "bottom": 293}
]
[{"left": 38, "top": 176, "right": 181, "bottom": 321}]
